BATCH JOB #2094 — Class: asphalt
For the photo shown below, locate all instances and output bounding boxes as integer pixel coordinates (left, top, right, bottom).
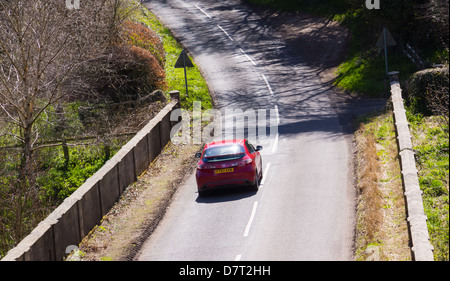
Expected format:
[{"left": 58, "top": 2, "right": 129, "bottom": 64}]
[{"left": 137, "top": 0, "right": 369, "bottom": 261}]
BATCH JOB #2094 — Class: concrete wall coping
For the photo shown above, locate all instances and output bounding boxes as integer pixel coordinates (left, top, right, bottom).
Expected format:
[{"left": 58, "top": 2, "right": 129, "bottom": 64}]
[{"left": 389, "top": 78, "right": 434, "bottom": 261}]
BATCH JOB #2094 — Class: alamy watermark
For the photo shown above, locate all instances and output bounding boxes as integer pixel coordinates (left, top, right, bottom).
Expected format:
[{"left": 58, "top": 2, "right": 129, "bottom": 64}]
[
  {"left": 170, "top": 101, "right": 279, "bottom": 150},
  {"left": 66, "top": 0, "right": 80, "bottom": 10},
  {"left": 366, "top": 0, "right": 380, "bottom": 9}
]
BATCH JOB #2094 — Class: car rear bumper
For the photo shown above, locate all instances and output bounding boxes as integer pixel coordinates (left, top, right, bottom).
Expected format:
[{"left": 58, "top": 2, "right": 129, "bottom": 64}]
[
  {"left": 197, "top": 178, "right": 253, "bottom": 191},
  {"left": 196, "top": 169, "right": 255, "bottom": 191}
]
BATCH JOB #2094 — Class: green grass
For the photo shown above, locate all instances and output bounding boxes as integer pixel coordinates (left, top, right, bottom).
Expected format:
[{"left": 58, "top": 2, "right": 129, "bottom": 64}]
[
  {"left": 357, "top": 111, "right": 449, "bottom": 260},
  {"left": 407, "top": 113, "right": 449, "bottom": 261},
  {"left": 37, "top": 142, "right": 125, "bottom": 202},
  {"left": 335, "top": 48, "right": 417, "bottom": 97},
  {"left": 132, "top": 6, "right": 212, "bottom": 110}
]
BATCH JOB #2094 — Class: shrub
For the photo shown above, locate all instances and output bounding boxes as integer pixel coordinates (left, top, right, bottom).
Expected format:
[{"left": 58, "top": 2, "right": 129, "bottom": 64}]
[
  {"left": 406, "top": 66, "right": 449, "bottom": 116},
  {"left": 122, "top": 21, "right": 165, "bottom": 68},
  {"left": 68, "top": 44, "right": 166, "bottom": 104}
]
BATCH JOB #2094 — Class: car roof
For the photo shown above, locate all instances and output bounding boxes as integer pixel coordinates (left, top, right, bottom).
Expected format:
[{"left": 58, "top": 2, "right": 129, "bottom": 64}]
[{"left": 205, "top": 139, "right": 246, "bottom": 149}]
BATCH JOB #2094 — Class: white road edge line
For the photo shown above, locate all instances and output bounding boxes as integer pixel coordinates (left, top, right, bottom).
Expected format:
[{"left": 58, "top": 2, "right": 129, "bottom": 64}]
[
  {"left": 235, "top": 254, "right": 242, "bottom": 261},
  {"left": 239, "top": 48, "right": 257, "bottom": 66},
  {"left": 261, "top": 74, "right": 274, "bottom": 96},
  {"left": 244, "top": 201, "right": 259, "bottom": 237},
  {"left": 217, "top": 25, "right": 234, "bottom": 41},
  {"left": 194, "top": 5, "right": 212, "bottom": 19},
  {"left": 260, "top": 162, "right": 271, "bottom": 187}
]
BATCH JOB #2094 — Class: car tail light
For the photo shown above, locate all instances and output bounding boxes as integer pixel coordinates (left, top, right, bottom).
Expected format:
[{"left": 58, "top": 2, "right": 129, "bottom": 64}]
[{"left": 238, "top": 158, "right": 252, "bottom": 167}]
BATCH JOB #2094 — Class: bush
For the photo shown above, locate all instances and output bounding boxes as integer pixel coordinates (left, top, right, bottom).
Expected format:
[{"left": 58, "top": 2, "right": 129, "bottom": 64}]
[
  {"left": 68, "top": 44, "right": 166, "bottom": 104},
  {"left": 128, "top": 45, "right": 167, "bottom": 91},
  {"left": 123, "top": 21, "right": 166, "bottom": 68},
  {"left": 406, "top": 66, "right": 449, "bottom": 116}
]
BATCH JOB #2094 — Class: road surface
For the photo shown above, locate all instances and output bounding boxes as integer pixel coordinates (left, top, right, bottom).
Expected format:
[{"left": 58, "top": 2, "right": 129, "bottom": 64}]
[{"left": 137, "top": 0, "right": 357, "bottom": 261}]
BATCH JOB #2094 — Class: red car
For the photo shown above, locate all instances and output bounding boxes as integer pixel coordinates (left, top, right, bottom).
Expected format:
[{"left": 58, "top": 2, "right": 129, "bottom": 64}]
[{"left": 195, "top": 139, "right": 263, "bottom": 196}]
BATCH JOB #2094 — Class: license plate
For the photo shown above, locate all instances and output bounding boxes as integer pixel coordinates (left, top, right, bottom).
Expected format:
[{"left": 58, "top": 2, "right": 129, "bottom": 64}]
[{"left": 215, "top": 168, "right": 234, "bottom": 174}]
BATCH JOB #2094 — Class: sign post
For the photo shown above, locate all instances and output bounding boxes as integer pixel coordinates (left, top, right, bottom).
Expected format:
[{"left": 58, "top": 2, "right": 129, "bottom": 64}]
[
  {"left": 174, "top": 49, "right": 194, "bottom": 97},
  {"left": 376, "top": 28, "right": 397, "bottom": 75}
]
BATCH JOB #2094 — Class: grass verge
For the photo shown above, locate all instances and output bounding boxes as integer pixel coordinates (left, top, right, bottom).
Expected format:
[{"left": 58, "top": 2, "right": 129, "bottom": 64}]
[
  {"left": 133, "top": 5, "right": 212, "bottom": 110},
  {"left": 407, "top": 113, "right": 449, "bottom": 261},
  {"left": 334, "top": 49, "right": 416, "bottom": 97},
  {"left": 354, "top": 110, "right": 411, "bottom": 261},
  {"left": 355, "top": 110, "right": 449, "bottom": 261}
]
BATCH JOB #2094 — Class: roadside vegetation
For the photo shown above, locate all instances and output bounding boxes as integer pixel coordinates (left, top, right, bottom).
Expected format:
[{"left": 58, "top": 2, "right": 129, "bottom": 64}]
[
  {"left": 245, "top": 0, "right": 449, "bottom": 260},
  {"left": 0, "top": 0, "right": 211, "bottom": 258},
  {"left": 408, "top": 113, "right": 449, "bottom": 260},
  {"left": 355, "top": 108, "right": 448, "bottom": 261},
  {"left": 354, "top": 111, "right": 411, "bottom": 261},
  {"left": 131, "top": 6, "right": 212, "bottom": 110}
]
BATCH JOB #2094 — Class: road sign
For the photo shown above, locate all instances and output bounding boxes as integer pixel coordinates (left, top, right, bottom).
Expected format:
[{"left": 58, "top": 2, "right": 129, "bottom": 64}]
[
  {"left": 175, "top": 49, "right": 194, "bottom": 68},
  {"left": 174, "top": 49, "right": 194, "bottom": 97},
  {"left": 376, "top": 28, "right": 397, "bottom": 49},
  {"left": 376, "top": 28, "right": 397, "bottom": 75}
]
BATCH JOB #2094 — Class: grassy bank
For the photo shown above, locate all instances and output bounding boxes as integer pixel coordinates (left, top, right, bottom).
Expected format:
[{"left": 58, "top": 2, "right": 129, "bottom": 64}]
[
  {"left": 408, "top": 113, "right": 449, "bottom": 261},
  {"left": 133, "top": 6, "right": 212, "bottom": 110},
  {"left": 356, "top": 111, "right": 449, "bottom": 261},
  {"left": 355, "top": 111, "right": 411, "bottom": 261}
]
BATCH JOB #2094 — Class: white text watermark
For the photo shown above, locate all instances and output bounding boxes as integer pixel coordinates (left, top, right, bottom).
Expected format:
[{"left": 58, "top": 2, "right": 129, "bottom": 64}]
[
  {"left": 66, "top": 0, "right": 80, "bottom": 10},
  {"left": 366, "top": 0, "right": 380, "bottom": 9},
  {"left": 170, "top": 102, "right": 279, "bottom": 150}
]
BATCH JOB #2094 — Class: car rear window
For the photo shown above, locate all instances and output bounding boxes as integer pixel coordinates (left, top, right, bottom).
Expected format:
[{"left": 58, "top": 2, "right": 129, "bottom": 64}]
[{"left": 203, "top": 144, "right": 245, "bottom": 162}]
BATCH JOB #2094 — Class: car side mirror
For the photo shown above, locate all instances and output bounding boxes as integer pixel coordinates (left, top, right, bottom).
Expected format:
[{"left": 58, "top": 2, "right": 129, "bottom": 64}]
[
  {"left": 255, "top": 145, "right": 263, "bottom": 151},
  {"left": 195, "top": 152, "right": 202, "bottom": 158}
]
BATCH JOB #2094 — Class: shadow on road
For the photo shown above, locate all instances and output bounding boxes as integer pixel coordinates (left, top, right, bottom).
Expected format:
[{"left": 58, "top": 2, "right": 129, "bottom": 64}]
[{"left": 195, "top": 186, "right": 257, "bottom": 203}]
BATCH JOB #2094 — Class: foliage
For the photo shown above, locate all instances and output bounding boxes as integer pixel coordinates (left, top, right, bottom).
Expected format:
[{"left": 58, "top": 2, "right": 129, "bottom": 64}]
[
  {"left": 132, "top": 6, "right": 213, "bottom": 110},
  {"left": 123, "top": 21, "right": 166, "bottom": 67},
  {"left": 335, "top": 48, "right": 417, "bottom": 96},
  {"left": 0, "top": 1, "right": 212, "bottom": 259},
  {"left": 408, "top": 113, "right": 449, "bottom": 261},
  {"left": 36, "top": 142, "right": 125, "bottom": 202},
  {"left": 406, "top": 66, "right": 449, "bottom": 116},
  {"left": 355, "top": 112, "right": 411, "bottom": 261}
]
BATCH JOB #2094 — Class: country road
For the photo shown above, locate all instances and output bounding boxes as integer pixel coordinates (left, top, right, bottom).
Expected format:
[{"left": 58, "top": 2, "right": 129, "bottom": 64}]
[{"left": 137, "top": 0, "right": 366, "bottom": 261}]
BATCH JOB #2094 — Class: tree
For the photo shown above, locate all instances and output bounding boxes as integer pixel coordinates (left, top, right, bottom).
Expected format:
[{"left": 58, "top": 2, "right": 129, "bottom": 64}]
[
  {"left": 424, "top": 0, "right": 449, "bottom": 49},
  {"left": 0, "top": 0, "right": 130, "bottom": 243}
]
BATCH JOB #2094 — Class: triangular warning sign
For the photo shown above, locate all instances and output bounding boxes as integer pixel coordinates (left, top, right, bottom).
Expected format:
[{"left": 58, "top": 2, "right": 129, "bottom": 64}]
[
  {"left": 174, "top": 49, "right": 194, "bottom": 68},
  {"left": 376, "top": 28, "right": 397, "bottom": 49}
]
